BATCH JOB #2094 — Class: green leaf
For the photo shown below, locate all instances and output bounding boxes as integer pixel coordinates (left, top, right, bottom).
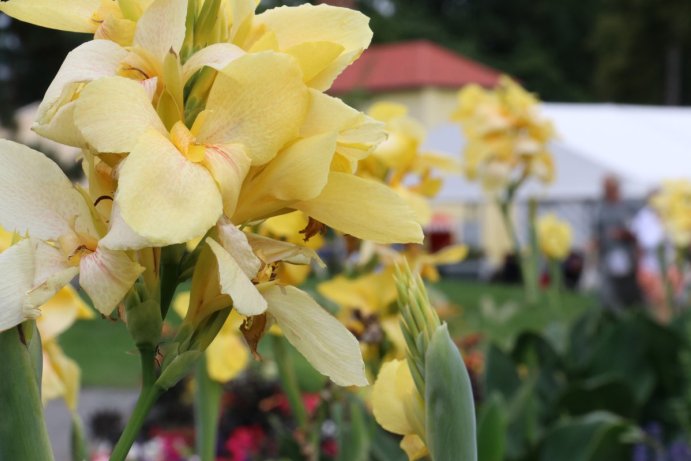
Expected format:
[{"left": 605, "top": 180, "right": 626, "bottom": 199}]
[
  {"left": 425, "top": 324, "right": 477, "bottom": 461},
  {"left": 371, "top": 427, "right": 407, "bottom": 461},
  {"left": 539, "top": 412, "right": 642, "bottom": 461},
  {"left": 477, "top": 393, "right": 506, "bottom": 461},
  {"left": 0, "top": 327, "right": 55, "bottom": 460}
]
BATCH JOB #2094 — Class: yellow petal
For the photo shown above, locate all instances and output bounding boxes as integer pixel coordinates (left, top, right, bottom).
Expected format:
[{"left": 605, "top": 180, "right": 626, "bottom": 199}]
[
  {"left": 372, "top": 359, "right": 416, "bottom": 435},
  {"left": 248, "top": 133, "right": 337, "bottom": 202},
  {"left": 206, "top": 313, "right": 250, "bottom": 382},
  {"left": 0, "top": 0, "right": 99, "bottom": 33},
  {"left": 368, "top": 102, "right": 408, "bottom": 122},
  {"left": 395, "top": 187, "right": 432, "bottom": 227},
  {"left": 256, "top": 4, "right": 372, "bottom": 90},
  {"left": 172, "top": 291, "right": 190, "bottom": 319},
  {"left": 400, "top": 435, "right": 429, "bottom": 461},
  {"left": 36, "top": 285, "right": 91, "bottom": 342},
  {"left": 232, "top": 133, "right": 337, "bottom": 223},
  {"left": 35, "top": 40, "right": 128, "bottom": 146},
  {"left": 133, "top": 0, "right": 187, "bottom": 59},
  {"left": 317, "top": 271, "right": 396, "bottom": 314},
  {"left": 74, "top": 76, "right": 166, "bottom": 153},
  {"left": 296, "top": 172, "right": 423, "bottom": 244},
  {"left": 95, "top": 15, "right": 136, "bottom": 45},
  {"left": 0, "top": 227, "right": 14, "bottom": 252},
  {"left": 262, "top": 285, "right": 367, "bottom": 387},
  {"left": 99, "top": 202, "right": 154, "bottom": 251},
  {"left": 246, "top": 233, "right": 323, "bottom": 266},
  {"left": 204, "top": 144, "right": 252, "bottom": 217},
  {"left": 25, "top": 241, "right": 80, "bottom": 311},
  {"left": 79, "top": 247, "right": 143, "bottom": 315},
  {"left": 198, "top": 51, "right": 308, "bottom": 165},
  {"left": 0, "top": 140, "right": 95, "bottom": 241},
  {"left": 206, "top": 238, "right": 267, "bottom": 316},
  {"left": 216, "top": 219, "right": 262, "bottom": 279},
  {"left": 115, "top": 129, "right": 222, "bottom": 245},
  {"left": 301, "top": 90, "right": 384, "bottom": 164},
  {"left": 428, "top": 245, "right": 469, "bottom": 265},
  {"left": 42, "top": 340, "right": 81, "bottom": 412},
  {"left": 182, "top": 43, "right": 245, "bottom": 83},
  {"left": 285, "top": 41, "right": 344, "bottom": 84}
]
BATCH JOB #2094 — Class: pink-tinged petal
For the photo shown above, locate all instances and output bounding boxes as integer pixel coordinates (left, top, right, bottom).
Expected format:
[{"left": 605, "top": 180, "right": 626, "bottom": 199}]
[{"left": 79, "top": 247, "right": 143, "bottom": 315}]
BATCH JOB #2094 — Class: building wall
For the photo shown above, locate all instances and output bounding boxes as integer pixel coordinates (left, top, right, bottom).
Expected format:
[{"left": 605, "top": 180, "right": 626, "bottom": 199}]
[{"left": 358, "top": 87, "right": 460, "bottom": 128}]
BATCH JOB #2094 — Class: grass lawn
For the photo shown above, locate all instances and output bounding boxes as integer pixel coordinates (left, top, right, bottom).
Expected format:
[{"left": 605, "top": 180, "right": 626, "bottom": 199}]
[{"left": 61, "top": 278, "right": 596, "bottom": 388}]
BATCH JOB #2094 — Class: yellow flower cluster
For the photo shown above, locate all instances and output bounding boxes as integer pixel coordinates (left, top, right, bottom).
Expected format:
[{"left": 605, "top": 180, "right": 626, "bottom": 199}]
[
  {"left": 651, "top": 180, "right": 691, "bottom": 248},
  {"left": 536, "top": 214, "right": 573, "bottom": 260},
  {"left": 453, "top": 76, "right": 555, "bottom": 193},
  {"left": 0, "top": 0, "right": 424, "bottom": 392}
]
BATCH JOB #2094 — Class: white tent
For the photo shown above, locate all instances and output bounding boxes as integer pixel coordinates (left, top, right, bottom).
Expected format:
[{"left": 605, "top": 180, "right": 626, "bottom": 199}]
[{"left": 425, "top": 103, "right": 691, "bottom": 204}]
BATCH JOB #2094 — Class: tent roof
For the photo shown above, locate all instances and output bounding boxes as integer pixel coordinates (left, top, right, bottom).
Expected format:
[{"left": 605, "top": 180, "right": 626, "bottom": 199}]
[
  {"left": 424, "top": 103, "right": 691, "bottom": 203},
  {"left": 330, "top": 40, "right": 501, "bottom": 94}
]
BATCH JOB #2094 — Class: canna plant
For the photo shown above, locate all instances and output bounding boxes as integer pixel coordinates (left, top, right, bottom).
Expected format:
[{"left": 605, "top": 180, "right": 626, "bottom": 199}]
[
  {"left": 0, "top": 1, "right": 424, "bottom": 460},
  {"left": 453, "top": 77, "right": 556, "bottom": 302}
]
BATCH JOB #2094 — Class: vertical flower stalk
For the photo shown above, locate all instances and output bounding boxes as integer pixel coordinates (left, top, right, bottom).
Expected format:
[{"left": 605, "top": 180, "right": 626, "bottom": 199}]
[
  {"left": 372, "top": 263, "right": 477, "bottom": 460},
  {"left": 0, "top": 326, "right": 55, "bottom": 461}
]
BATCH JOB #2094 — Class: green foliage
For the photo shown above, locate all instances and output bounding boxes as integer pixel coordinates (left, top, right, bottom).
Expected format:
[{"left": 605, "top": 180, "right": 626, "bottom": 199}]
[{"left": 477, "top": 393, "right": 507, "bottom": 461}]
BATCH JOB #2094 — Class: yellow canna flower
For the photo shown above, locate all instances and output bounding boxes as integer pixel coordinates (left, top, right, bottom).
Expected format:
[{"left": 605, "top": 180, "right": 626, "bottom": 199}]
[
  {"left": 372, "top": 359, "right": 428, "bottom": 460},
  {"left": 536, "top": 214, "right": 573, "bottom": 260},
  {"left": 0, "top": 140, "right": 143, "bottom": 330},
  {"left": 453, "top": 76, "right": 555, "bottom": 194},
  {"left": 651, "top": 180, "right": 691, "bottom": 248},
  {"left": 75, "top": 50, "right": 309, "bottom": 246}
]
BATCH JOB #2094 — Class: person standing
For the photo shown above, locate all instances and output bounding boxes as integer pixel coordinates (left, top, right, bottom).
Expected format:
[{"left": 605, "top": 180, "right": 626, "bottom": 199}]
[{"left": 592, "top": 176, "right": 641, "bottom": 310}]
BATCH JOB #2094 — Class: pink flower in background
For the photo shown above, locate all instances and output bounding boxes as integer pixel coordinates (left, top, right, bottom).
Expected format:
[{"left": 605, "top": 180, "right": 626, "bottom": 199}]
[{"left": 225, "top": 425, "right": 266, "bottom": 461}]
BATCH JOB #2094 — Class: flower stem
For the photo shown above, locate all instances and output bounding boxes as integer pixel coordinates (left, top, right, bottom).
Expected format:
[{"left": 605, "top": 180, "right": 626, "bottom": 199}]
[
  {"left": 498, "top": 199, "right": 538, "bottom": 303},
  {"left": 109, "top": 384, "right": 163, "bottom": 461},
  {"left": 195, "top": 357, "right": 223, "bottom": 461},
  {"left": 0, "top": 326, "right": 55, "bottom": 461},
  {"left": 271, "top": 335, "right": 309, "bottom": 428}
]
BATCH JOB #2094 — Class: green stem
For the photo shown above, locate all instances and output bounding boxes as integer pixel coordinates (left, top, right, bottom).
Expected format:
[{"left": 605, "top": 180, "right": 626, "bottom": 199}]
[
  {"left": 657, "top": 244, "right": 676, "bottom": 314},
  {"left": 139, "top": 344, "right": 157, "bottom": 391},
  {"left": 498, "top": 200, "right": 537, "bottom": 303},
  {"left": 271, "top": 335, "right": 309, "bottom": 429},
  {"left": 109, "top": 385, "right": 164, "bottom": 461},
  {"left": 548, "top": 258, "right": 563, "bottom": 309},
  {"left": 160, "top": 245, "right": 182, "bottom": 319},
  {"left": 0, "top": 327, "right": 55, "bottom": 461},
  {"left": 195, "top": 357, "right": 223, "bottom": 461}
]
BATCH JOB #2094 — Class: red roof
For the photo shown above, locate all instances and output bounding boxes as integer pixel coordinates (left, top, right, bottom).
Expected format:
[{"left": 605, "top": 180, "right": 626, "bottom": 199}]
[{"left": 330, "top": 40, "right": 502, "bottom": 94}]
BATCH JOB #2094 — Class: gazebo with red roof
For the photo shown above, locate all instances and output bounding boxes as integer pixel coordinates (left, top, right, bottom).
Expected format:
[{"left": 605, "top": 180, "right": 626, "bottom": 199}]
[
  {"left": 331, "top": 40, "right": 501, "bottom": 94},
  {"left": 330, "top": 40, "right": 502, "bottom": 127}
]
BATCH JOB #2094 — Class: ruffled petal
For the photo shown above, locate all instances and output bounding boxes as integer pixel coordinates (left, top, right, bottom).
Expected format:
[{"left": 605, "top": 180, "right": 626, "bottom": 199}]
[
  {"left": 256, "top": 4, "right": 372, "bottom": 90},
  {"left": 133, "top": 0, "right": 188, "bottom": 59},
  {"left": 0, "top": 140, "right": 95, "bottom": 241},
  {"left": 197, "top": 51, "right": 308, "bottom": 165},
  {"left": 35, "top": 40, "right": 128, "bottom": 146},
  {"left": 79, "top": 246, "right": 143, "bottom": 315},
  {"left": 74, "top": 76, "right": 166, "bottom": 153},
  {"left": 0, "top": 0, "right": 99, "bottom": 33},
  {"left": 115, "top": 128, "right": 222, "bottom": 245},
  {"left": 206, "top": 238, "right": 267, "bottom": 316}
]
